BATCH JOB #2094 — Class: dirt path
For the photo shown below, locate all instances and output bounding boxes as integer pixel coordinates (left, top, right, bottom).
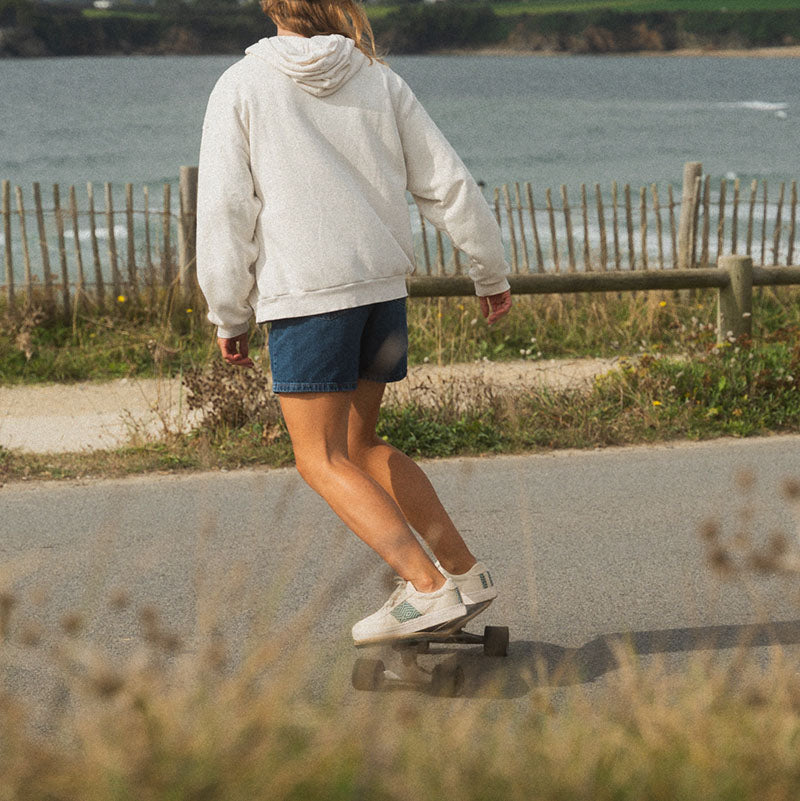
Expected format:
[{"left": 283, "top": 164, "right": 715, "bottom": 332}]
[{"left": 0, "top": 357, "right": 618, "bottom": 454}]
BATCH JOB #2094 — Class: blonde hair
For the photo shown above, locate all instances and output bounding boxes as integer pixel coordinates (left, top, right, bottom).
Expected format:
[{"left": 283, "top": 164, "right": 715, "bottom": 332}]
[{"left": 261, "top": 0, "right": 383, "bottom": 62}]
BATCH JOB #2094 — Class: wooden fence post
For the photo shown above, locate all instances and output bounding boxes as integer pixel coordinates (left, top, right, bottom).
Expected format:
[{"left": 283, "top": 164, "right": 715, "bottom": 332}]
[
  {"left": 2, "top": 180, "right": 13, "bottom": 306},
  {"left": 178, "top": 166, "right": 199, "bottom": 304},
  {"left": 677, "top": 161, "right": 702, "bottom": 269},
  {"left": 717, "top": 254, "right": 752, "bottom": 344},
  {"left": 33, "top": 182, "right": 55, "bottom": 311}
]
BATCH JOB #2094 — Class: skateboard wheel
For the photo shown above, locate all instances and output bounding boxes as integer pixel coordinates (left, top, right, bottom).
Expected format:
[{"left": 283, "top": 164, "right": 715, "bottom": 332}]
[
  {"left": 351, "top": 658, "right": 385, "bottom": 691},
  {"left": 430, "top": 663, "right": 464, "bottom": 697},
  {"left": 483, "top": 626, "right": 509, "bottom": 657}
]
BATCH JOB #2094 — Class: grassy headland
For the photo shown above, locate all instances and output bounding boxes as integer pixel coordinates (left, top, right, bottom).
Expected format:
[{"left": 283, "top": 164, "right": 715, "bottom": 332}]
[{"left": 2, "top": 0, "right": 800, "bottom": 56}]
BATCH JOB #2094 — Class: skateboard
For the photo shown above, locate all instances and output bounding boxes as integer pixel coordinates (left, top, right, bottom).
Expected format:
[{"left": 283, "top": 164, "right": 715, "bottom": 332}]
[{"left": 351, "top": 601, "right": 509, "bottom": 696}]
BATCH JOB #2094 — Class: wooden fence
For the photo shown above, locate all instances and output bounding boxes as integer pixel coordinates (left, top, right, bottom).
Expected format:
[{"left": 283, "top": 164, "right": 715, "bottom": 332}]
[
  {"left": 1, "top": 162, "right": 798, "bottom": 317},
  {"left": 0, "top": 168, "right": 197, "bottom": 316}
]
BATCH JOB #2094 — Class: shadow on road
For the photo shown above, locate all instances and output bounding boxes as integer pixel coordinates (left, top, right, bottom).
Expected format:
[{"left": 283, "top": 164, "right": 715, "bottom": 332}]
[{"left": 451, "top": 619, "right": 800, "bottom": 699}]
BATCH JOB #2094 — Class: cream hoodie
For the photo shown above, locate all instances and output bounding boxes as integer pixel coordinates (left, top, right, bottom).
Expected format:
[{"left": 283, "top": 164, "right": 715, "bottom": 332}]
[{"left": 197, "top": 34, "right": 510, "bottom": 338}]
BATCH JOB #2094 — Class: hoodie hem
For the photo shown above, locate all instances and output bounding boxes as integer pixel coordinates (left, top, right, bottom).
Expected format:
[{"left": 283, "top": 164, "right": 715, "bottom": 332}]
[{"left": 255, "top": 275, "right": 408, "bottom": 323}]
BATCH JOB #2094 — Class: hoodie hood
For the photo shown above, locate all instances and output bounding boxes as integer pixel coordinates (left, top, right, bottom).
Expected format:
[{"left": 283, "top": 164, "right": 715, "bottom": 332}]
[{"left": 246, "top": 34, "right": 366, "bottom": 97}]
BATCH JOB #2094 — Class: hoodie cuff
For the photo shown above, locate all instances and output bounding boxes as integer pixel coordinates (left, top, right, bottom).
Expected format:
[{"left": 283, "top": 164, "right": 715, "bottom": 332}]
[
  {"left": 474, "top": 277, "right": 511, "bottom": 297},
  {"left": 216, "top": 321, "right": 251, "bottom": 339}
]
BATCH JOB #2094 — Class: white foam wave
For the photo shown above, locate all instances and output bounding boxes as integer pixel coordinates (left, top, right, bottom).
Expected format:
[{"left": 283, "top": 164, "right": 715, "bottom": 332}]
[
  {"left": 63, "top": 224, "right": 128, "bottom": 243},
  {"left": 718, "top": 101, "right": 789, "bottom": 112}
]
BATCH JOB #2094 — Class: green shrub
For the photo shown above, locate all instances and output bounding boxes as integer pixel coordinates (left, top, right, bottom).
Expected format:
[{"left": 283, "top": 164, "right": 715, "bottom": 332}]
[{"left": 374, "top": 3, "right": 506, "bottom": 53}]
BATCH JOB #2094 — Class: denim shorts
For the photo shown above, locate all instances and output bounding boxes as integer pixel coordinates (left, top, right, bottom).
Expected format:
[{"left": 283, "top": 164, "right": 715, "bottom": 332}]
[{"left": 266, "top": 297, "right": 408, "bottom": 393}]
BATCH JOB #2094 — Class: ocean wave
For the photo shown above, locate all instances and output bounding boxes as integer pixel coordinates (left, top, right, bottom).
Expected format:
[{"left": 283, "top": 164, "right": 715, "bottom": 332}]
[
  {"left": 717, "top": 101, "right": 789, "bottom": 112},
  {"left": 63, "top": 224, "right": 128, "bottom": 243}
]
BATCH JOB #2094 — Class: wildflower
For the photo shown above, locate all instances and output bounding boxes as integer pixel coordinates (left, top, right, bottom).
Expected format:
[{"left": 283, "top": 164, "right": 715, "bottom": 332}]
[
  {"left": 117, "top": 295, "right": 126, "bottom": 303},
  {"left": 423, "top": 357, "right": 430, "bottom": 364},
  {"left": 186, "top": 308, "right": 193, "bottom": 314},
  {"left": 652, "top": 400, "right": 662, "bottom": 407},
  {"left": 458, "top": 304, "right": 465, "bottom": 311},
  {"left": 470, "top": 318, "right": 478, "bottom": 326},
  {"left": 659, "top": 301, "right": 667, "bottom": 307}
]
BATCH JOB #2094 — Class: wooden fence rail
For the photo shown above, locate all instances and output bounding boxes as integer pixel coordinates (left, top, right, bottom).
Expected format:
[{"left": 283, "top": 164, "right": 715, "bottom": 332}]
[
  {"left": 1, "top": 163, "right": 798, "bottom": 318},
  {"left": 409, "top": 257, "right": 800, "bottom": 346}
]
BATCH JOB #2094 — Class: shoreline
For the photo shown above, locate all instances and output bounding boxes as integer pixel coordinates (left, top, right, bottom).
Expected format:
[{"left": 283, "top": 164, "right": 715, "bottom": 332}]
[{"left": 434, "top": 44, "right": 800, "bottom": 58}]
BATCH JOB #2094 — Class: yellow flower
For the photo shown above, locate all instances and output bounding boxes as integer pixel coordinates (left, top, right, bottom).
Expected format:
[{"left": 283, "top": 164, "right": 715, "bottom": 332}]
[
  {"left": 659, "top": 301, "right": 667, "bottom": 307},
  {"left": 652, "top": 400, "right": 662, "bottom": 406},
  {"left": 186, "top": 308, "right": 193, "bottom": 314},
  {"left": 117, "top": 295, "right": 126, "bottom": 303}
]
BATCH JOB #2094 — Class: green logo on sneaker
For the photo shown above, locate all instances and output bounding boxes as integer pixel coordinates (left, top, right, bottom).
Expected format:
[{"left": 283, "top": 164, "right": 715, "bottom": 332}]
[
  {"left": 391, "top": 601, "right": 422, "bottom": 623},
  {"left": 480, "top": 573, "right": 488, "bottom": 589}
]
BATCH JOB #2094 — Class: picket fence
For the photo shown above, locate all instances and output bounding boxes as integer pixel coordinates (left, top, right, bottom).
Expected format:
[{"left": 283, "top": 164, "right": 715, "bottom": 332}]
[{"left": 1, "top": 163, "right": 798, "bottom": 316}]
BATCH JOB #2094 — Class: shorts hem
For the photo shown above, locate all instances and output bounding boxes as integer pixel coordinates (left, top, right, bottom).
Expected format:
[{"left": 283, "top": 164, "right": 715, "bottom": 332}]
[
  {"left": 272, "top": 382, "right": 359, "bottom": 394},
  {"left": 361, "top": 369, "right": 407, "bottom": 384}
]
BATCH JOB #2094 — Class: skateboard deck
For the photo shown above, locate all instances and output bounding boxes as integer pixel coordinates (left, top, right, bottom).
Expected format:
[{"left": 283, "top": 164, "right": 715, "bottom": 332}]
[{"left": 351, "top": 601, "right": 509, "bottom": 696}]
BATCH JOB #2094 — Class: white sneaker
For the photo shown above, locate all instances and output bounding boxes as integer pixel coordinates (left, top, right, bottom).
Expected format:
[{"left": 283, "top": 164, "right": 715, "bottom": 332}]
[
  {"left": 435, "top": 560, "right": 497, "bottom": 607},
  {"left": 352, "top": 578, "right": 467, "bottom": 646}
]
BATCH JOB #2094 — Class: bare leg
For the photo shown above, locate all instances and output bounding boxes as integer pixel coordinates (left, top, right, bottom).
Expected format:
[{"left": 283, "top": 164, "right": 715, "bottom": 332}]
[
  {"left": 278, "top": 390, "right": 444, "bottom": 592},
  {"left": 347, "top": 379, "right": 477, "bottom": 575}
]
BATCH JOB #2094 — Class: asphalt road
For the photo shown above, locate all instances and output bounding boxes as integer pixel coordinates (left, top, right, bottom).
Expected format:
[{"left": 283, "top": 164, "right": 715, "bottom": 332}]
[{"left": 2, "top": 435, "right": 800, "bottom": 716}]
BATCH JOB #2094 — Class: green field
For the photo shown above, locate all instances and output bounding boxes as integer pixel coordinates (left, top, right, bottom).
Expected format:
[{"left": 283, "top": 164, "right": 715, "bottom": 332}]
[{"left": 81, "top": 8, "right": 160, "bottom": 20}]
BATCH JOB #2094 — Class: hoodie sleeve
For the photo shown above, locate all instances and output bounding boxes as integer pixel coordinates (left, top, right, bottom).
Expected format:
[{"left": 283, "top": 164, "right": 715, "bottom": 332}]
[
  {"left": 196, "top": 75, "right": 262, "bottom": 339},
  {"left": 392, "top": 77, "right": 510, "bottom": 297}
]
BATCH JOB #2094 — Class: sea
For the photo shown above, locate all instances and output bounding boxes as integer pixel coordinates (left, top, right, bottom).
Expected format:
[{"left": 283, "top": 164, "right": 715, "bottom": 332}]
[{"left": 1, "top": 52, "right": 798, "bottom": 275}]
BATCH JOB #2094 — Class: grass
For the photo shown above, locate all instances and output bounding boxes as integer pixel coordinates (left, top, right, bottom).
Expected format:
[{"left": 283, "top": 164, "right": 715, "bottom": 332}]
[
  {"left": 5, "top": 287, "right": 799, "bottom": 384},
  {"left": 81, "top": 8, "right": 161, "bottom": 20},
  {"left": 2, "top": 479, "right": 800, "bottom": 800}
]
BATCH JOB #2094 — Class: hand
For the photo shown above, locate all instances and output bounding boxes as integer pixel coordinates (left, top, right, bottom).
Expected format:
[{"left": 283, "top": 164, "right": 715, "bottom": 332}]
[
  {"left": 479, "top": 289, "right": 512, "bottom": 325},
  {"left": 217, "top": 332, "right": 254, "bottom": 368}
]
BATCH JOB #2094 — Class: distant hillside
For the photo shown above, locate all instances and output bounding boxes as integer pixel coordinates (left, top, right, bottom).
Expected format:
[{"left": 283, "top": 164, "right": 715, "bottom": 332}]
[
  {"left": 371, "top": 5, "right": 800, "bottom": 54},
  {"left": 1, "top": 0, "right": 800, "bottom": 57}
]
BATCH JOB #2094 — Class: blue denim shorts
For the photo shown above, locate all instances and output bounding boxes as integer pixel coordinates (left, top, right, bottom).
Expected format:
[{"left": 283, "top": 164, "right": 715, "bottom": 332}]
[{"left": 266, "top": 297, "right": 408, "bottom": 393}]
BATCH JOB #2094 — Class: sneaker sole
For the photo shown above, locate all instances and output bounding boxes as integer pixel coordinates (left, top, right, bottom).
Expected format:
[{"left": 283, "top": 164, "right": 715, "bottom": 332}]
[
  {"left": 441, "top": 598, "right": 494, "bottom": 632},
  {"left": 353, "top": 602, "right": 467, "bottom": 647},
  {"left": 353, "top": 600, "right": 493, "bottom": 647},
  {"left": 459, "top": 588, "right": 498, "bottom": 606}
]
